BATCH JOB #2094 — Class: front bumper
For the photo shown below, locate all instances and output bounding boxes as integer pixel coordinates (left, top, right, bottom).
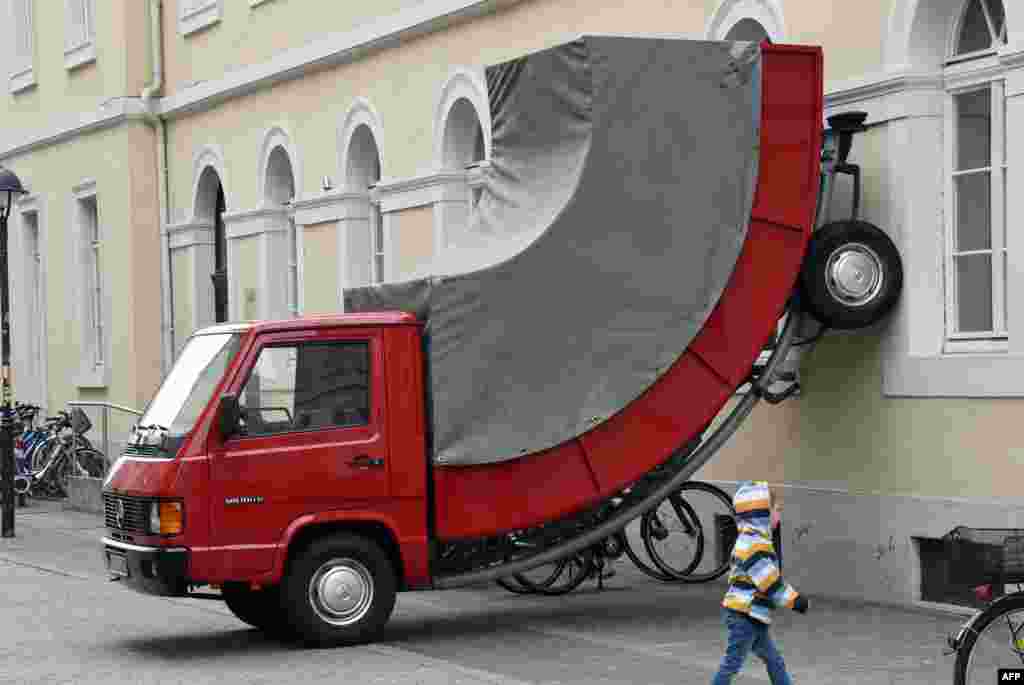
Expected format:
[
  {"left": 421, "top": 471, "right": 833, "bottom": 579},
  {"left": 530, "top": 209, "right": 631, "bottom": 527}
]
[{"left": 102, "top": 537, "right": 189, "bottom": 596}]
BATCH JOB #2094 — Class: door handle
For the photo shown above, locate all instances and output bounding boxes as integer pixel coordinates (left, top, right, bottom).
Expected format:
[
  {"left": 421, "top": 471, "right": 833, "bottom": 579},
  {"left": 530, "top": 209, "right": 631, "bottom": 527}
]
[{"left": 348, "top": 454, "right": 384, "bottom": 468}]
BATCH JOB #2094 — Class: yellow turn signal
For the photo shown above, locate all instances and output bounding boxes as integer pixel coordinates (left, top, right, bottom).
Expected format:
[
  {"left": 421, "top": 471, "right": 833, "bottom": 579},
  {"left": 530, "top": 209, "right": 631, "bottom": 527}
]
[{"left": 156, "top": 501, "right": 184, "bottom": 535}]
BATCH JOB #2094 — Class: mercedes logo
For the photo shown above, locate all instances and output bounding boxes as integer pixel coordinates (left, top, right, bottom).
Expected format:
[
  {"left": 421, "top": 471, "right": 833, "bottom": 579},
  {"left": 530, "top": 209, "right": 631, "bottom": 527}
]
[{"left": 115, "top": 500, "right": 125, "bottom": 529}]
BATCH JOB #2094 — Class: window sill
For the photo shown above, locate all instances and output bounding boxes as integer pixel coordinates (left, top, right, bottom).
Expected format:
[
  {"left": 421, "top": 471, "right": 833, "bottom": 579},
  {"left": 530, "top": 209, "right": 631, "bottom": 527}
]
[
  {"left": 75, "top": 364, "right": 110, "bottom": 390},
  {"left": 180, "top": 1, "right": 222, "bottom": 37},
  {"left": 884, "top": 352, "right": 1024, "bottom": 397},
  {"left": 64, "top": 42, "right": 96, "bottom": 71},
  {"left": 10, "top": 68, "right": 36, "bottom": 94}
]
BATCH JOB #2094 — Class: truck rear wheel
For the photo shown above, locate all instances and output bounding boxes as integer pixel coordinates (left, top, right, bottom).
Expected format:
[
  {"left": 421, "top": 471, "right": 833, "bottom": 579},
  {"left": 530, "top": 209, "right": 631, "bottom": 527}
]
[
  {"left": 281, "top": 533, "right": 397, "bottom": 647},
  {"left": 221, "top": 582, "right": 287, "bottom": 634},
  {"left": 799, "top": 220, "right": 903, "bottom": 330}
]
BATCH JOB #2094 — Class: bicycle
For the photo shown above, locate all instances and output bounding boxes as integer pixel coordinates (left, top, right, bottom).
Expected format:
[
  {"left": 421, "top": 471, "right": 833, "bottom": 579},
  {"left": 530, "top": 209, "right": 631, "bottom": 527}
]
[
  {"left": 18, "top": 408, "right": 104, "bottom": 499},
  {"left": 943, "top": 527, "right": 1024, "bottom": 684},
  {"left": 497, "top": 488, "right": 708, "bottom": 595},
  {"left": 642, "top": 480, "right": 735, "bottom": 583}
]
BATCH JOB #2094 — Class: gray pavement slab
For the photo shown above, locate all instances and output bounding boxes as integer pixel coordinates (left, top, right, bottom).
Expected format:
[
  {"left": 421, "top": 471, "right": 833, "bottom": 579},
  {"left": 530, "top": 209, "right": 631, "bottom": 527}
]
[{"left": 0, "top": 501, "right": 971, "bottom": 684}]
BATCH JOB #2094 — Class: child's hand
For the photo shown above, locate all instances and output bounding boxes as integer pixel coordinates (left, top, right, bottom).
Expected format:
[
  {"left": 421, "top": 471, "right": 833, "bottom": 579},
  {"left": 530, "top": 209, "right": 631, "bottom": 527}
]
[{"left": 793, "top": 595, "right": 809, "bottom": 614}]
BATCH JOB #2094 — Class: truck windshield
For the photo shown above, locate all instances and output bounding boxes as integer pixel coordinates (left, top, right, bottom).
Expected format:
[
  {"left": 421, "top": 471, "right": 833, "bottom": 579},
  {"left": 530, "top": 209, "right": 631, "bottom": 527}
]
[{"left": 138, "top": 333, "right": 242, "bottom": 439}]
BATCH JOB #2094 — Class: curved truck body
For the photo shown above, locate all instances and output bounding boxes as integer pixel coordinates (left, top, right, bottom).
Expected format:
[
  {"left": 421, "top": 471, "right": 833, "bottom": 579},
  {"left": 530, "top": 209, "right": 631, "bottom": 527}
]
[
  {"left": 345, "top": 37, "right": 824, "bottom": 541},
  {"left": 100, "top": 36, "right": 825, "bottom": 648}
]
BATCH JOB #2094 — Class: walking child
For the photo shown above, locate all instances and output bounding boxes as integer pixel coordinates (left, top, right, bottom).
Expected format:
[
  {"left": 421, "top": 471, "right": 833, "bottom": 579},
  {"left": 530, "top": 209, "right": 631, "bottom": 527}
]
[{"left": 711, "top": 481, "right": 808, "bottom": 685}]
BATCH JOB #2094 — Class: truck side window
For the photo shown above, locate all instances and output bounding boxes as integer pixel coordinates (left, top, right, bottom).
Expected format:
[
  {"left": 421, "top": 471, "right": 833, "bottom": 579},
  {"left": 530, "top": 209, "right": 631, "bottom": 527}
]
[{"left": 237, "top": 340, "right": 371, "bottom": 436}]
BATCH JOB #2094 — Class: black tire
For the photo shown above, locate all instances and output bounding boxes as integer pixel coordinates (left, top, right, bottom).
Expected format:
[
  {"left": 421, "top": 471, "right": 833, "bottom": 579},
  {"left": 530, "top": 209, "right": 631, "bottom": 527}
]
[
  {"left": 496, "top": 576, "right": 536, "bottom": 594},
  {"left": 279, "top": 533, "right": 397, "bottom": 647},
  {"left": 641, "top": 493, "right": 706, "bottom": 581},
  {"left": 954, "top": 593, "right": 1024, "bottom": 685},
  {"left": 222, "top": 582, "right": 288, "bottom": 634},
  {"left": 799, "top": 219, "right": 903, "bottom": 330},
  {"left": 514, "top": 553, "right": 592, "bottom": 596},
  {"left": 621, "top": 520, "right": 677, "bottom": 582},
  {"left": 674, "top": 481, "right": 736, "bottom": 583},
  {"left": 73, "top": 448, "right": 106, "bottom": 478}
]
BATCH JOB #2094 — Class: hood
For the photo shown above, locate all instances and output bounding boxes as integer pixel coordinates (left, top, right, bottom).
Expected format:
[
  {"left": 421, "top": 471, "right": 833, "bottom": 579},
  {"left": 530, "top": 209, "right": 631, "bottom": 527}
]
[{"left": 733, "top": 480, "right": 772, "bottom": 537}]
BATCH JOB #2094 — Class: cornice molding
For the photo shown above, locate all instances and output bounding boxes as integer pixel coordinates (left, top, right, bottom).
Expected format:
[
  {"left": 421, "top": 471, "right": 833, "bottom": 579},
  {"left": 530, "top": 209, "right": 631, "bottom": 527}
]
[
  {"left": 824, "top": 71, "right": 944, "bottom": 112},
  {"left": 0, "top": 97, "right": 149, "bottom": 162},
  {"left": 159, "top": 0, "right": 522, "bottom": 120}
]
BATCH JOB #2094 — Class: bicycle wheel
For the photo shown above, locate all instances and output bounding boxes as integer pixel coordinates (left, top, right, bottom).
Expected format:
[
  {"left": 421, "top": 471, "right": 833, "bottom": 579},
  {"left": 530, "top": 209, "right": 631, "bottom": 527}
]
[
  {"left": 641, "top": 493, "right": 705, "bottom": 580},
  {"left": 514, "top": 552, "right": 593, "bottom": 596},
  {"left": 955, "top": 594, "right": 1024, "bottom": 685},
  {"left": 663, "top": 481, "right": 737, "bottom": 583},
  {"left": 620, "top": 517, "right": 676, "bottom": 582},
  {"left": 73, "top": 448, "right": 106, "bottom": 478},
  {"left": 30, "top": 436, "right": 59, "bottom": 473}
]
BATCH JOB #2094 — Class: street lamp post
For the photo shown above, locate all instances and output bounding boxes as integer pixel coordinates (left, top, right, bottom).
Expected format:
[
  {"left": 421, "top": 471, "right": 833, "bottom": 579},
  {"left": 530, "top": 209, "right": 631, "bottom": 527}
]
[{"left": 0, "top": 167, "right": 27, "bottom": 538}]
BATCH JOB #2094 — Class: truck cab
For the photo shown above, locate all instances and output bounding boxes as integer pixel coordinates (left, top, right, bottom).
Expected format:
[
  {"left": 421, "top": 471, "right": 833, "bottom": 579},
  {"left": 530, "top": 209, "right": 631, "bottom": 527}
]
[{"left": 102, "top": 313, "right": 431, "bottom": 645}]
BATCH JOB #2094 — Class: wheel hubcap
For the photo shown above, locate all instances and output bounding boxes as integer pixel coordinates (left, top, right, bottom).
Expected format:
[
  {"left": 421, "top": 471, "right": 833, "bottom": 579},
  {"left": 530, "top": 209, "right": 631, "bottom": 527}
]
[
  {"left": 825, "top": 242, "right": 884, "bottom": 307},
  {"left": 308, "top": 558, "right": 374, "bottom": 627}
]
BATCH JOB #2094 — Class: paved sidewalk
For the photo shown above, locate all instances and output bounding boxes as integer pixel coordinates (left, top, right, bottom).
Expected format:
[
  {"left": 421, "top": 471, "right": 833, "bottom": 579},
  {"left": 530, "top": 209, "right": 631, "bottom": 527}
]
[{"left": 0, "top": 498, "right": 974, "bottom": 684}]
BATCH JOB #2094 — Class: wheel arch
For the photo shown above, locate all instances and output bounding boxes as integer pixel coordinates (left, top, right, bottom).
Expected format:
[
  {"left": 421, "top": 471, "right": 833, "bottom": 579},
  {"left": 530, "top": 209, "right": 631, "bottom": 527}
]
[{"left": 271, "top": 514, "right": 408, "bottom": 591}]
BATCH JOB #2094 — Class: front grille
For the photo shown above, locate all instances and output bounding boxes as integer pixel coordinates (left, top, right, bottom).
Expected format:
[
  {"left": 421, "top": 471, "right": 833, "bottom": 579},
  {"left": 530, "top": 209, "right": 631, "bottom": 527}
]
[
  {"left": 122, "top": 444, "right": 164, "bottom": 458},
  {"left": 103, "top": 493, "right": 151, "bottom": 534}
]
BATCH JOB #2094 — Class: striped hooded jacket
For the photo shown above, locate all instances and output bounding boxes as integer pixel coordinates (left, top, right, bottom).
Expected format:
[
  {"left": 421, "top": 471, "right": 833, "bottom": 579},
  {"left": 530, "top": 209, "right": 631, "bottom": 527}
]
[{"left": 721, "top": 481, "right": 800, "bottom": 624}]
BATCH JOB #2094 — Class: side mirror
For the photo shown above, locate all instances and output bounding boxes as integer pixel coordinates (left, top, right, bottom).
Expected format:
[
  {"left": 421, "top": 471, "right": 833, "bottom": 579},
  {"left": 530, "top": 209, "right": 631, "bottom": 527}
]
[{"left": 218, "top": 394, "right": 239, "bottom": 439}]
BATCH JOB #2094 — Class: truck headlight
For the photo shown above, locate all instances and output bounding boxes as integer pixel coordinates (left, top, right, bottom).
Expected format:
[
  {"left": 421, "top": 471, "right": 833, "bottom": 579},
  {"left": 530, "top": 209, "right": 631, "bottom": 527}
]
[{"left": 150, "top": 500, "right": 184, "bottom": 535}]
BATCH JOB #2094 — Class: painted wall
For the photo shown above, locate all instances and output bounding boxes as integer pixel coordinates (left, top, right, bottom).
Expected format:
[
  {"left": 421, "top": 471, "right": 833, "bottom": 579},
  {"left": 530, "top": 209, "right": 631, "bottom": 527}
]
[
  {"left": 392, "top": 206, "right": 435, "bottom": 281},
  {"left": 171, "top": 249, "right": 193, "bottom": 357},
  {"left": 301, "top": 222, "right": 340, "bottom": 314},
  {"left": 1, "top": 1, "right": 149, "bottom": 140},
  {"left": 161, "top": 0, "right": 424, "bottom": 95},
  {"left": 2, "top": 122, "right": 161, "bottom": 413},
  {"left": 234, "top": 236, "right": 261, "bottom": 322}
]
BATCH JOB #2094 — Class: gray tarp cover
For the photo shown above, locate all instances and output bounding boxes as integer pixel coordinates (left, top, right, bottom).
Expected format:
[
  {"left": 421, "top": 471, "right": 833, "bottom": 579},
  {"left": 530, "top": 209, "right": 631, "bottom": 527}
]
[{"left": 344, "top": 36, "right": 762, "bottom": 465}]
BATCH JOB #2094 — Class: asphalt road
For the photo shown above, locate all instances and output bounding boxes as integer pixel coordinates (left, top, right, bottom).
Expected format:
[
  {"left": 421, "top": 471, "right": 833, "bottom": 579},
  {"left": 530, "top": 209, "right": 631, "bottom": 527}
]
[{"left": 0, "top": 502, "right": 966, "bottom": 684}]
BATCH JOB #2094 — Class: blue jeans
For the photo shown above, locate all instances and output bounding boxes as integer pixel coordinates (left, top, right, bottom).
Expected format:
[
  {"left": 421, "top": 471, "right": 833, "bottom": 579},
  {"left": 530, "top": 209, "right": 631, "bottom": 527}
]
[{"left": 711, "top": 609, "right": 793, "bottom": 685}]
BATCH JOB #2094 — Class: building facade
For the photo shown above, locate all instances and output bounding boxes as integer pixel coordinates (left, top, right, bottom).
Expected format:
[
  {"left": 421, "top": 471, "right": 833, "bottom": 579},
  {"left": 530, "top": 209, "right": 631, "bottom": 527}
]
[{"left": 2, "top": 0, "right": 1022, "bottom": 610}]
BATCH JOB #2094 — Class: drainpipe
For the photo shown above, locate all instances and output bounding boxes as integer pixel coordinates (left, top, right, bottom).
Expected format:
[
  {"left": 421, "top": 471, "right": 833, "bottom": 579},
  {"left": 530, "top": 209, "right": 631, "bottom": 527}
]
[{"left": 140, "top": 0, "right": 174, "bottom": 376}]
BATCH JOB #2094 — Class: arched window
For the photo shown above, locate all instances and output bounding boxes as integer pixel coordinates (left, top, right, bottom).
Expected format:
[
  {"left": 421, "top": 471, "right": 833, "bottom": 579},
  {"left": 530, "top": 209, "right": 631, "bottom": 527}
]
[
  {"left": 944, "top": 0, "right": 1008, "bottom": 349},
  {"left": 195, "top": 167, "right": 228, "bottom": 323},
  {"left": 724, "top": 17, "right": 770, "bottom": 42},
  {"left": 264, "top": 145, "right": 298, "bottom": 316},
  {"left": 706, "top": 0, "right": 785, "bottom": 43},
  {"left": 951, "top": 0, "right": 1006, "bottom": 59},
  {"left": 346, "top": 124, "right": 383, "bottom": 283},
  {"left": 443, "top": 96, "right": 487, "bottom": 212}
]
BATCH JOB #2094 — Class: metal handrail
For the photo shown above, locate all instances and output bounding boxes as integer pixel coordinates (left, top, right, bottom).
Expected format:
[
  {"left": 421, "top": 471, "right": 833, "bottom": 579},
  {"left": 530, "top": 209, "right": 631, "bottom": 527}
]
[{"left": 66, "top": 401, "right": 143, "bottom": 469}]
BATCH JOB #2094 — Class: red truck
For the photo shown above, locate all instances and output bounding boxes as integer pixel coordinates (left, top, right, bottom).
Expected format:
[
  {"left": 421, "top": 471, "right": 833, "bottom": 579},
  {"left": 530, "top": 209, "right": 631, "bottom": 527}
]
[{"left": 101, "top": 36, "right": 901, "bottom": 647}]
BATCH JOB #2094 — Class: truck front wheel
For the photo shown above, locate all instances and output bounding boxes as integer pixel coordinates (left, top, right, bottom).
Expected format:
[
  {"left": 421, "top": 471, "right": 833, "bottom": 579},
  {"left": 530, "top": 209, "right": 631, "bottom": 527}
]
[
  {"left": 281, "top": 533, "right": 397, "bottom": 647},
  {"left": 221, "top": 582, "right": 288, "bottom": 635}
]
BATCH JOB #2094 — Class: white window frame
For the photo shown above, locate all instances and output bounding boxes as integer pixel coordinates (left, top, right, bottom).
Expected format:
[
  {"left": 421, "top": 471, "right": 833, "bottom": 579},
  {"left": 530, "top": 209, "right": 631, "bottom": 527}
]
[
  {"left": 64, "top": 0, "right": 96, "bottom": 71},
  {"left": 942, "top": 1, "right": 1009, "bottom": 354},
  {"left": 943, "top": 77, "right": 1008, "bottom": 353},
  {"left": 8, "top": 0, "right": 36, "bottom": 93},
  {"left": 14, "top": 196, "right": 48, "bottom": 409},
  {"left": 72, "top": 180, "right": 109, "bottom": 388},
  {"left": 370, "top": 198, "right": 385, "bottom": 284},
  {"left": 179, "top": 0, "right": 222, "bottom": 37},
  {"left": 705, "top": 0, "right": 786, "bottom": 42}
]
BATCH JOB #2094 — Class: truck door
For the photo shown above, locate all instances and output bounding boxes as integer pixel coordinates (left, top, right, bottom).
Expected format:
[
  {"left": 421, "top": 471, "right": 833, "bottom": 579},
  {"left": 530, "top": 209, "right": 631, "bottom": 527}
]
[{"left": 210, "top": 329, "right": 389, "bottom": 578}]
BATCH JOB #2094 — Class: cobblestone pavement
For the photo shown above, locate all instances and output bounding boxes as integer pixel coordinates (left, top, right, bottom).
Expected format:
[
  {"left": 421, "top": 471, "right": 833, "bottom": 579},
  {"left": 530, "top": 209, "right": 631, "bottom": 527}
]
[{"left": 0, "top": 500, "right": 970, "bottom": 684}]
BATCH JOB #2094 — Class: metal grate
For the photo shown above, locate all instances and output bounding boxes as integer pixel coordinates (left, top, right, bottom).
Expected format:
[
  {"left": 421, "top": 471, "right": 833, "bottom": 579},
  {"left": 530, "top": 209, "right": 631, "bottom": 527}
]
[
  {"left": 103, "top": 493, "right": 150, "bottom": 535},
  {"left": 121, "top": 444, "right": 163, "bottom": 458},
  {"left": 944, "top": 527, "right": 1024, "bottom": 587}
]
